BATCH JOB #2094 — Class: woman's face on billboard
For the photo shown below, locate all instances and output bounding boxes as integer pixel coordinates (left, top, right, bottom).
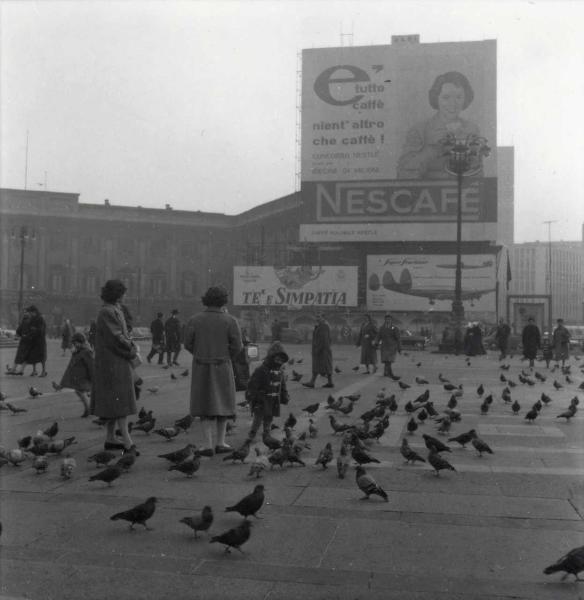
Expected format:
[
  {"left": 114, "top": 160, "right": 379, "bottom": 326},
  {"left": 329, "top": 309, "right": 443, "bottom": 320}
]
[{"left": 437, "top": 82, "right": 466, "bottom": 121}]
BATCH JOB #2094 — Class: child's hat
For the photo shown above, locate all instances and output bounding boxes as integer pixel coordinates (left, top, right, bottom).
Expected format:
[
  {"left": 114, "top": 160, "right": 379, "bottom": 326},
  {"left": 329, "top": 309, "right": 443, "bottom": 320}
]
[
  {"left": 72, "top": 332, "right": 86, "bottom": 344},
  {"left": 266, "top": 341, "right": 289, "bottom": 362}
]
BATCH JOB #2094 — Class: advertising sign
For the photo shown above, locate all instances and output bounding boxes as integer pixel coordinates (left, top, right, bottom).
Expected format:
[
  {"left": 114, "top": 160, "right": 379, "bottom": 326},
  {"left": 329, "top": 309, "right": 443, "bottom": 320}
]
[
  {"left": 366, "top": 254, "right": 496, "bottom": 312},
  {"left": 301, "top": 40, "right": 496, "bottom": 183},
  {"left": 233, "top": 266, "right": 358, "bottom": 307}
]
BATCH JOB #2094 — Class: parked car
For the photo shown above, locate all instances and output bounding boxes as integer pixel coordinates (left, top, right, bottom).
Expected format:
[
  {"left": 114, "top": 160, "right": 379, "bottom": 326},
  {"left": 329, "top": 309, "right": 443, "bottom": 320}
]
[
  {"left": 131, "top": 327, "right": 152, "bottom": 341},
  {"left": 566, "top": 325, "right": 584, "bottom": 351},
  {"left": 399, "top": 330, "right": 429, "bottom": 350}
]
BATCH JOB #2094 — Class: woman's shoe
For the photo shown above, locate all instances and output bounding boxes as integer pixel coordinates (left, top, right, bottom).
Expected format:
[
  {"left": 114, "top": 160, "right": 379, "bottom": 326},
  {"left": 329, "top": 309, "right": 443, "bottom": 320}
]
[
  {"left": 104, "top": 440, "right": 126, "bottom": 450},
  {"left": 39, "top": 371, "right": 48, "bottom": 378},
  {"left": 198, "top": 448, "right": 214, "bottom": 457},
  {"left": 302, "top": 382, "right": 315, "bottom": 388},
  {"left": 214, "top": 444, "right": 233, "bottom": 454}
]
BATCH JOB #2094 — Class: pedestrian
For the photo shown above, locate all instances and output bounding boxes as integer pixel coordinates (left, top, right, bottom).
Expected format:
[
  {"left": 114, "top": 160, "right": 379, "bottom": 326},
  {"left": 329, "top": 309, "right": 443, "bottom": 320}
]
[
  {"left": 90, "top": 279, "right": 138, "bottom": 452},
  {"left": 233, "top": 327, "right": 251, "bottom": 391},
  {"left": 302, "top": 313, "right": 334, "bottom": 388},
  {"left": 6, "top": 305, "right": 47, "bottom": 377},
  {"left": 164, "top": 309, "right": 182, "bottom": 367},
  {"left": 541, "top": 333, "right": 553, "bottom": 369},
  {"left": 87, "top": 319, "right": 97, "bottom": 350},
  {"left": 271, "top": 319, "right": 283, "bottom": 342},
  {"left": 245, "top": 342, "right": 289, "bottom": 443},
  {"left": 61, "top": 318, "right": 74, "bottom": 356},
  {"left": 521, "top": 316, "right": 541, "bottom": 368},
  {"left": 494, "top": 318, "right": 511, "bottom": 360},
  {"left": 375, "top": 313, "right": 401, "bottom": 380},
  {"left": 552, "top": 318, "right": 571, "bottom": 367},
  {"left": 146, "top": 312, "right": 165, "bottom": 365},
  {"left": 356, "top": 314, "right": 378, "bottom": 374},
  {"left": 183, "top": 285, "right": 243, "bottom": 456},
  {"left": 52, "top": 332, "right": 93, "bottom": 417}
]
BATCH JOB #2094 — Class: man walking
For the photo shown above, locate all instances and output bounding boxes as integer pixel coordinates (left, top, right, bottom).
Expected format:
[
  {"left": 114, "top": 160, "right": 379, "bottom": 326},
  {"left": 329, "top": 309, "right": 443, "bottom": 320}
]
[
  {"left": 146, "top": 312, "right": 165, "bottom": 364},
  {"left": 164, "top": 309, "right": 182, "bottom": 367},
  {"left": 302, "top": 313, "right": 333, "bottom": 389},
  {"left": 494, "top": 318, "right": 511, "bottom": 361}
]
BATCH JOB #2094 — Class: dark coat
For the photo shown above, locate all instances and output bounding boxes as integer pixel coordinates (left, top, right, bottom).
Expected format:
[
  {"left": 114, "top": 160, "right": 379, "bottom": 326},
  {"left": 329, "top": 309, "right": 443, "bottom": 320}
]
[
  {"left": 60, "top": 345, "right": 94, "bottom": 392},
  {"left": 164, "top": 316, "right": 182, "bottom": 352},
  {"left": 184, "top": 307, "right": 242, "bottom": 417},
  {"left": 357, "top": 321, "right": 378, "bottom": 365},
  {"left": 15, "top": 314, "right": 47, "bottom": 365},
  {"left": 553, "top": 325, "right": 570, "bottom": 360},
  {"left": 90, "top": 303, "right": 137, "bottom": 419},
  {"left": 311, "top": 320, "right": 332, "bottom": 376},
  {"left": 494, "top": 323, "right": 511, "bottom": 350},
  {"left": 522, "top": 323, "right": 541, "bottom": 360},
  {"left": 150, "top": 318, "right": 165, "bottom": 345},
  {"left": 61, "top": 321, "right": 74, "bottom": 351},
  {"left": 246, "top": 357, "right": 289, "bottom": 419},
  {"left": 376, "top": 324, "right": 401, "bottom": 362}
]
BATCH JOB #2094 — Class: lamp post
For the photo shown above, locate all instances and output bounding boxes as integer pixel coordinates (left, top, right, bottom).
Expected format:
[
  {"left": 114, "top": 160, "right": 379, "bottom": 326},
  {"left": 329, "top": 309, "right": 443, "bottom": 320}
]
[
  {"left": 442, "top": 134, "right": 490, "bottom": 353},
  {"left": 12, "top": 226, "right": 36, "bottom": 317},
  {"left": 543, "top": 220, "right": 556, "bottom": 336}
]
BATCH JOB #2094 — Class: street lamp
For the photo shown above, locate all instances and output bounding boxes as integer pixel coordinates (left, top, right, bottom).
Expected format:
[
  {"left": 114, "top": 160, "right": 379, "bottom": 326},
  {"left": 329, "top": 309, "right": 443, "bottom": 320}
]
[
  {"left": 11, "top": 226, "right": 36, "bottom": 317},
  {"left": 441, "top": 133, "right": 490, "bottom": 353}
]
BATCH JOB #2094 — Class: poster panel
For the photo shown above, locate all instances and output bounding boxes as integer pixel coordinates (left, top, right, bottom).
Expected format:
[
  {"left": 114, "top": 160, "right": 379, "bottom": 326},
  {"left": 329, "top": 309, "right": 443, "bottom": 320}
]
[
  {"left": 367, "top": 254, "right": 496, "bottom": 312},
  {"left": 233, "top": 266, "right": 358, "bottom": 307}
]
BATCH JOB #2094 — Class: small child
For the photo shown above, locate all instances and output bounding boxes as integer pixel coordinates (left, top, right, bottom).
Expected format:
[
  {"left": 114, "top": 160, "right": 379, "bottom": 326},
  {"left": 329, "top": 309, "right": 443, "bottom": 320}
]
[
  {"left": 52, "top": 332, "right": 94, "bottom": 417},
  {"left": 245, "top": 342, "right": 290, "bottom": 443},
  {"left": 541, "top": 334, "right": 553, "bottom": 369}
]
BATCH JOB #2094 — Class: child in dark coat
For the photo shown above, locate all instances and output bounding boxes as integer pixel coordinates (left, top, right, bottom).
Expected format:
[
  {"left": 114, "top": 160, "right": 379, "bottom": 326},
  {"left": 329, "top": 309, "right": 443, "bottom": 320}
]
[
  {"left": 541, "top": 334, "right": 553, "bottom": 369},
  {"left": 52, "top": 332, "right": 94, "bottom": 417},
  {"left": 245, "top": 342, "right": 289, "bottom": 443}
]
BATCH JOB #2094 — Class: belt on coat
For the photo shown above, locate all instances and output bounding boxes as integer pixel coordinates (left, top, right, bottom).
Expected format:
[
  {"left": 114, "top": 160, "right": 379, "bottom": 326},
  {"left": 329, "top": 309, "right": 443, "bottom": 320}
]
[{"left": 195, "top": 357, "right": 229, "bottom": 365}]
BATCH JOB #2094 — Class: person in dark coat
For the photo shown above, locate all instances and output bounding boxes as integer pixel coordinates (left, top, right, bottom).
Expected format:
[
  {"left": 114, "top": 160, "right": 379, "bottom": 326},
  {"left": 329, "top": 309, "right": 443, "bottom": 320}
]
[
  {"left": 375, "top": 313, "right": 401, "bottom": 379},
  {"left": 146, "top": 312, "right": 165, "bottom": 364},
  {"left": 552, "top": 318, "right": 571, "bottom": 367},
  {"left": 233, "top": 327, "right": 251, "bottom": 391},
  {"left": 87, "top": 320, "right": 97, "bottom": 350},
  {"left": 90, "top": 279, "right": 138, "bottom": 452},
  {"left": 245, "top": 342, "right": 289, "bottom": 443},
  {"left": 184, "top": 286, "right": 243, "bottom": 455},
  {"left": 61, "top": 318, "right": 74, "bottom": 356},
  {"left": 467, "top": 322, "right": 486, "bottom": 356},
  {"left": 53, "top": 332, "right": 93, "bottom": 417},
  {"left": 164, "top": 309, "right": 182, "bottom": 367},
  {"left": 494, "top": 318, "right": 511, "bottom": 361},
  {"left": 521, "top": 316, "right": 541, "bottom": 368},
  {"left": 271, "top": 319, "right": 283, "bottom": 342},
  {"left": 302, "top": 313, "right": 333, "bottom": 388},
  {"left": 356, "top": 314, "right": 378, "bottom": 374},
  {"left": 7, "top": 305, "right": 47, "bottom": 376}
]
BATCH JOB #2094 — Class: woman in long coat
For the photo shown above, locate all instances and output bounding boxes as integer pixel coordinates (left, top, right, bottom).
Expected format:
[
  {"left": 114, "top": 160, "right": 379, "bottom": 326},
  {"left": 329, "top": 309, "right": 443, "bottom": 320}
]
[
  {"left": 90, "top": 279, "right": 138, "bottom": 451},
  {"left": 184, "top": 286, "right": 242, "bottom": 455},
  {"left": 521, "top": 317, "right": 541, "bottom": 368},
  {"left": 552, "top": 318, "right": 571, "bottom": 367},
  {"left": 375, "top": 314, "right": 401, "bottom": 379},
  {"left": 356, "top": 314, "right": 378, "bottom": 374},
  {"left": 302, "top": 313, "right": 333, "bottom": 388},
  {"left": 7, "top": 305, "right": 47, "bottom": 376}
]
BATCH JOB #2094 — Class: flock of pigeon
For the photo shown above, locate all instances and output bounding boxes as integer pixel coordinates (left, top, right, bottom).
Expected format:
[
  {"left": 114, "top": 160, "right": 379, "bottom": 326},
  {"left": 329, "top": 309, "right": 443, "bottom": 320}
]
[{"left": 2, "top": 351, "right": 584, "bottom": 578}]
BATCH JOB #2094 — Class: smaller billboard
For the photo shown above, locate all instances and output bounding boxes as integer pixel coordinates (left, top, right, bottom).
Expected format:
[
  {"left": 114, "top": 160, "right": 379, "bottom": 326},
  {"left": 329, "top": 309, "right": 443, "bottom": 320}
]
[
  {"left": 233, "top": 266, "right": 358, "bottom": 307},
  {"left": 367, "top": 254, "right": 496, "bottom": 312}
]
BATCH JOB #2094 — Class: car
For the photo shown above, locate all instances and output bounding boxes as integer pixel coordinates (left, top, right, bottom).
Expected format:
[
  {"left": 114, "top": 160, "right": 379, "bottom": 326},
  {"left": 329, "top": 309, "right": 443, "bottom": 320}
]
[
  {"left": 131, "top": 326, "right": 152, "bottom": 341},
  {"left": 566, "top": 325, "right": 584, "bottom": 351},
  {"left": 399, "top": 330, "right": 429, "bottom": 350}
]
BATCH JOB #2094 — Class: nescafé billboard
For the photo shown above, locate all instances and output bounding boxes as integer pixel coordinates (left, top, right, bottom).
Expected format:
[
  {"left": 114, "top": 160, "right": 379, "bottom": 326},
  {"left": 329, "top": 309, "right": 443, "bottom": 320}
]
[
  {"left": 233, "top": 266, "right": 358, "bottom": 307},
  {"left": 300, "top": 39, "right": 497, "bottom": 242}
]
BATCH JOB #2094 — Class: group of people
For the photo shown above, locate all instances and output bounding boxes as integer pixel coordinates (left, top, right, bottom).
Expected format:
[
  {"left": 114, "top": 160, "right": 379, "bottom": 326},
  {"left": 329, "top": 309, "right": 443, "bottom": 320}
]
[
  {"left": 145, "top": 309, "right": 182, "bottom": 368},
  {"left": 519, "top": 317, "right": 571, "bottom": 368}
]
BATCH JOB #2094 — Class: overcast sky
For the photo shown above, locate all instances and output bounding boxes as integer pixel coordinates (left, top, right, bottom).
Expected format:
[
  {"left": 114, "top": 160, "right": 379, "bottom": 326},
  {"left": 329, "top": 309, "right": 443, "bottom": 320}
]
[{"left": 1, "top": 0, "right": 583, "bottom": 243}]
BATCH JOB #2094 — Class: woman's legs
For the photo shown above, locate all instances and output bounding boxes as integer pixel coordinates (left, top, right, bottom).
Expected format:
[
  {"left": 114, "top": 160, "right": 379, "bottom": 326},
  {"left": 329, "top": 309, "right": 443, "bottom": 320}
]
[
  {"left": 215, "top": 416, "right": 230, "bottom": 448},
  {"left": 75, "top": 391, "right": 90, "bottom": 418},
  {"left": 200, "top": 417, "right": 214, "bottom": 449},
  {"left": 116, "top": 416, "right": 134, "bottom": 449}
]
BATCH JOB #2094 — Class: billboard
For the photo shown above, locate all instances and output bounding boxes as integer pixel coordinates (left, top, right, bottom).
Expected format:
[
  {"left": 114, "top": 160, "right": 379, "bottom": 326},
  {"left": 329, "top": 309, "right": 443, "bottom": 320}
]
[
  {"left": 300, "top": 40, "right": 497, "bottom": 242},
  {"left": 366, "top": 254, "right": 496, "bottom": 312},
  {"left": 233, "top": 266, "right": 358, "bottom": 307}
]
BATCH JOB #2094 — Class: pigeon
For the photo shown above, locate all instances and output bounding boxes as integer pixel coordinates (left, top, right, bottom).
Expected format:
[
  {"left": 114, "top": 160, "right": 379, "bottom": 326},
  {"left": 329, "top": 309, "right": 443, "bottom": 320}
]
[
  {"left": 329, "top": 415, "right": 351, "bottom": 434},
  {"left": 447, "top": 395, "right": 458, "bottom": 410},
  {"left": 502, "top": 389, "right": 512, "bottom": 404},
  {"left": 355, "top": 466, "right": 388, "bottom": 501},
  {"left": 116, "top": 446, "right": 139, "bottom": 471},
  {"left": 423, "top": 433, "right": 451, "bottom": 453},
  {"left": 170, "top": 372, "right": 178, "bottom": 380},
  {"left": 398, "top": 381, "right": 411, "bottom": 390},
  {"left": 262, "top": 433, "right": 282, "bottom": 450},
  {"left": 267, "top": 448, "right": 287, "bottom": 469},
  {"left": 499, "top": 374, "right": 507, "bottom": 383},
  {"left": 210, "top": 520, "right": 252, "bottom": 553},
  {"left": 500, "top": 364, "right": 510, "bottom": 371},
  {"left": 406, "top": 417, "right": 418, "bottom": 435},
  {"left": 153, "top": 426, "right": 181, "bottom": 441},
  {"left": 334, "top": 366, "right": 342, "bottom": 373},
  {"left": 351, "top": 446, "right": 380, "bottom": 465},
  {"left": 480, "top": 400, "right": 490, "bottom": 415},
  {"left": 556, "top": 405, "right": 577, "bottom": 421},
  {"left": 507, "top": 380, "right": 517, "bottom": 388},
  {"left": 471, "top": 436, "right": 494, "bottom": 457},
  {"left": 225, "top": 484, "right": 265, "bottom": 519},
  {"left": 111, "top": 497, "right": 157, "bottom": 530},
  {"left": 476, "top": 384, "right": 484, "bottom": 396},
  {"left": 315, "top": 442, "right": 333, "bottom": 469},
  {"left": 415, "top": 376, "right": 429, "bottom": 385},
  {"left": 17, "top": 435, "right": 32, "bottom": 449},
  {"left": 43, "top": 421, "right": 59, "bottom": 439},
  {"left": 417, "top": 408, "right": 428, "bottom": 423},
  {"left": 132, "top": 418, "right": 157, "bottom": 434},
  {"left": 157, "top": 444, "right": 197, "bottom": 464},
  {"left": 247, "top": 448, "right": 269, "bottom": 479},
  {"left": 32, "top": 455, "right": 49, "bottom": 474},
  {"left": 438, "top": 373, "right": 451, "bottom": 383},
  {"left": 543, "top": 545, "right": 584, "bottom": 581},
  {"left": 427, "top": 449, "right": 457, "bottom": 476},
  {"left": 169, "top": 454, "right": 201, "bottom": 477},
  {"left": 147, "top": 387, "right": 159, "bottom": 394},
  {"left": 400, "top": 438, "right": 425, "bottom": 464},
  {"left": 6, "top": 402, "right": 27, "bottom": 414},
  {"left": 89, "top": 464, "right": 123, "bottom": 486},
  {"left": 88, "top": 451, "right": 117, "bottom": 468},
  {"left": 448, "top": 429, "right": 477, "bottom": 448},
  {"left": 541, "top": 393, "right": 552, "bottom": 406},
  {"left": 352, "top": 366, "right": 360, "bottom": 372},
  {"left": 413, "top": 389, "right": 430, "bottom": 404},
  {"left": 443, "top": 383, "right": 460, "bottom": 392},
  {"left": 436, "top": 416, "right": 452, "bottom": 435},
  {"left": 336, "top": 443, "right": 350, "bottom": 479},
  {"left": 222, "top": 440, "right": 252, "bottom": 464},
  {"left": 5, "top": 448, "right": 29, "bottom": 466},
  {"left": 174, "top": 414, "right": 194, "bottom": 432},
  {"left": 553, "top": 380, "right": 563, "bottom": 390},
  {"left": 29, "top": 386, "right": 43, "bottom": 398},
  {"left": 301, "top": 402, "right": 320, "bottom": 415},
  {"left": 287, "top": 357, "right": 295, "bottom": 365},
  {"left": 284, "top": 413, "right": 297, "bottom": 430},
  {"left": 180, "top": 506, "right": 214, "bottom": 538},
  {"left": 60, "top": 456, "right": 77, "bottom": 479},
  {"left": 525, "top": 407, "right": 539, "bottom": 423}
]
